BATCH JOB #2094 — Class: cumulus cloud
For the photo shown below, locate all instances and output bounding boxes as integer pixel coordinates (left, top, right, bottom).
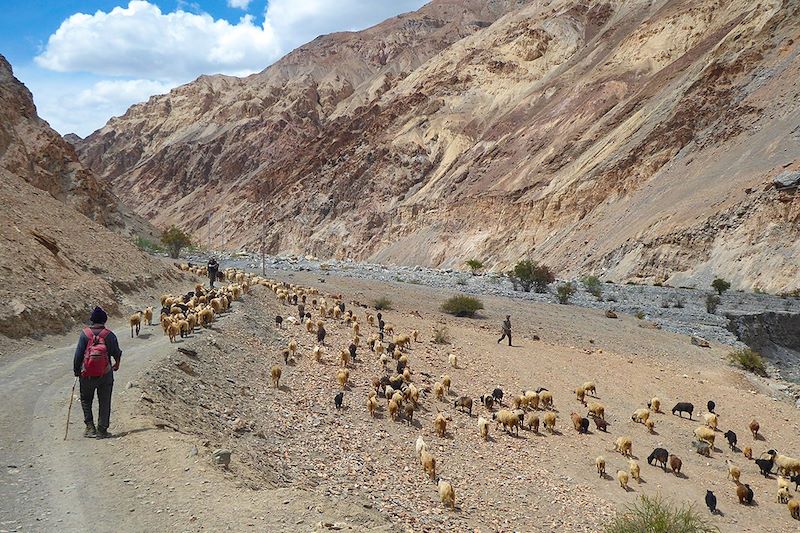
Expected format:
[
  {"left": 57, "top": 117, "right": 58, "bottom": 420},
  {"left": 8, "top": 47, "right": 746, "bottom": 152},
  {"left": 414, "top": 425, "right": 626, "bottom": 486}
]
[
  {"left": 23, "top": 75, "right": 174, "bottom": 136},
  {"left": 265, "top": 0, "right": 427, "bottom": 51},
  {"left": 227, "top": 0, "right": 252, "bottom": 9},
  {"left": 35, "top": 1, "right": 280, "bottom": 80},
  {"left": 30, "top": 0, "right": 429, "bottom": 134}
]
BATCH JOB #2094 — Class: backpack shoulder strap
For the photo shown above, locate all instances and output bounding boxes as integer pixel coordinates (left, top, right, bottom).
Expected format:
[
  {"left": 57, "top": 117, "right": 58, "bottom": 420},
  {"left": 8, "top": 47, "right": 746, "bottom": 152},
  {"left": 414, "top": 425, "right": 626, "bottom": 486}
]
[
  {"left": 96, "top": 328, "right": 111, "bottom": 340},
  {"left": 83, "top": 327, "right": 95, "bottom": 342}
]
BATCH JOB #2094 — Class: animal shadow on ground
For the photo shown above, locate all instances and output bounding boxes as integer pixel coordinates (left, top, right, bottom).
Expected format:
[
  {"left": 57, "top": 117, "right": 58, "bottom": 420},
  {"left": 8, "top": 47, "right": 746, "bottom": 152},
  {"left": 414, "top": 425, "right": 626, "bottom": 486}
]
[
  {"left": 601, "top": 472, "right": 613, "bottom": 481},
  {"left": 407, "top": 419, "right": 422, "bottom": 429},
  {"left": 622, "top": 485, "right": 634, "bottom": 493},
  {"left": 549, "top": 429, "right": 562, "bottom": 436},
  {"left": 755, "top": 433, "right": 767, "bottom": 441},
  {"left": 137, "top": 333, "right": 152, "bottom": 340},
  {"left": 674, "top": 471, "right": 689, "bottom": 480},
  {"left": 278, "top": 384, "right": 293, "bottom": 393},
  {"left": 711, "top": 509, "right": 725, "bottom": 517},
  {"left": 115, "top": 427, "right": 156, "bottom": 438}
]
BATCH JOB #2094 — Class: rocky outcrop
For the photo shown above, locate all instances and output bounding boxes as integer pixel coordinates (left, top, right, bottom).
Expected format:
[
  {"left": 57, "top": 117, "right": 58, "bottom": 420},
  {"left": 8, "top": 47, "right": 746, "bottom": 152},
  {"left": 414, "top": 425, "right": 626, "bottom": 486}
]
[
  {"left": 76, "top": 0, "right": 800, "bottom": 291},
  {"left": 0, "top": 55, "right": 178, "bottom": 339}
]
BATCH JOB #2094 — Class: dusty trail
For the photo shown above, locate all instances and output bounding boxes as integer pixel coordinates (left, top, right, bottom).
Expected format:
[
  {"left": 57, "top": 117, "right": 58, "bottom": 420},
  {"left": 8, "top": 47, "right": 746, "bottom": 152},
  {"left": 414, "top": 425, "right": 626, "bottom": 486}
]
[{"left": 0, "top": 319, "right": 176, "bottom": 532}]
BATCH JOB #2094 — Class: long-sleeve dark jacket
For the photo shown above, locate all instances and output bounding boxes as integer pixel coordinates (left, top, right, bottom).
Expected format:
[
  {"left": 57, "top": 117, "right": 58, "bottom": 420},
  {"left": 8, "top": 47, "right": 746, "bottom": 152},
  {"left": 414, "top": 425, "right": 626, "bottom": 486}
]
[{"left": 73, "top": 324, "right": 123, "bottom": 377}]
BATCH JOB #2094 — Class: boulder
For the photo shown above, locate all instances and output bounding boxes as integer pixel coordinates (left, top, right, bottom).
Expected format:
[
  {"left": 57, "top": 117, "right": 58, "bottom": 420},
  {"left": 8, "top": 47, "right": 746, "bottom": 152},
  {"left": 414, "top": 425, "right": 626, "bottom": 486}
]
[
  {"left": 691, "top": 336, "right": 711, "bottom": 347},
  {"left": 773, "top": 171, "right": 800, "bottom": 189},
  {"left": 605, "top": 310, "right": 618, "bottom": 319},
  {"left": 211, "top": 448, "right": 232, "bottom": 467}
]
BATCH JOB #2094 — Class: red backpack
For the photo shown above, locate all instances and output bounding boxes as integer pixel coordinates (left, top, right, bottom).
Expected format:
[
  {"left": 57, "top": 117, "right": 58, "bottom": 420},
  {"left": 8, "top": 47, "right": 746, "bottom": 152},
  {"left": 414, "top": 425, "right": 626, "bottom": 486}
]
[{"left": 82, "top": 327, "right": 111, "bottom": 377}]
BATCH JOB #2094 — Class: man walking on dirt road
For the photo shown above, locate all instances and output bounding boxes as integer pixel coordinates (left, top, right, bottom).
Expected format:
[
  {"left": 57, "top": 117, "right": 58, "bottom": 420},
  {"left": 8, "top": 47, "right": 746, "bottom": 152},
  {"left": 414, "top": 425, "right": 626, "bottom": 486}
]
[
  {"left": 73, "top": 306, "right": 122, "bottom": 439},
  {"left": 497, "top": 315, "right": 512, "bottom": 346}
]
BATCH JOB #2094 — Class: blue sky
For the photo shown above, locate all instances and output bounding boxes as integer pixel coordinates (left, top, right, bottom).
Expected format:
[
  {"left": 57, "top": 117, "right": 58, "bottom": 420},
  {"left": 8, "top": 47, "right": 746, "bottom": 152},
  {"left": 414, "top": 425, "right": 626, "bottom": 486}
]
[{"left": 1, "top": 1, "right": 427, "bottom": 136}]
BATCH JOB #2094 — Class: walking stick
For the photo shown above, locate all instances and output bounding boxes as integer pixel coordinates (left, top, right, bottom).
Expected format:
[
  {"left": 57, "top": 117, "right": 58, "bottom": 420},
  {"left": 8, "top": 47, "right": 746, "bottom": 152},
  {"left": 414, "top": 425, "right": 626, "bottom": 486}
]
[{"left": 64, "top": 376, "right": 78, "bottom": 441}]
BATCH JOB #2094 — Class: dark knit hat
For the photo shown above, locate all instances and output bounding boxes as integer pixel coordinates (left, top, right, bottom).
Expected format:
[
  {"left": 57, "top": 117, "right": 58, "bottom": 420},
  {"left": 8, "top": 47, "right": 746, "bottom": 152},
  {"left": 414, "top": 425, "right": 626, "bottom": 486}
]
[{"left": 90, "top": 306, "right": 108, "bottom": 324}]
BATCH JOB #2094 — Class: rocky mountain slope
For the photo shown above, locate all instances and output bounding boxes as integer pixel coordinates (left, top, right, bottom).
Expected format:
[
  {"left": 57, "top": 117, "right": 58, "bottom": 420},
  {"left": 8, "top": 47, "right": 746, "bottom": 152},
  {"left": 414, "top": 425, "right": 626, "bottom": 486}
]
[
  {"left": 77, "top": 0, "right": 800, "bottom": 291},
  {"left": 0, "top": 55, "right": 178, "bottom": 339}
]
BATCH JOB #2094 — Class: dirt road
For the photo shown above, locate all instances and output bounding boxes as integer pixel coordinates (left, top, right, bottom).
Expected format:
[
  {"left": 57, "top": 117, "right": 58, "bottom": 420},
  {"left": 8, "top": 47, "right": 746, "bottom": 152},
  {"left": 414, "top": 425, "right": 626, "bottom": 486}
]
[
  {"left": 0, "top": 293, "right": 391, "bottom": 533},
  {"left": 0, "top": 319, "right": 181, "bottom": 532}
]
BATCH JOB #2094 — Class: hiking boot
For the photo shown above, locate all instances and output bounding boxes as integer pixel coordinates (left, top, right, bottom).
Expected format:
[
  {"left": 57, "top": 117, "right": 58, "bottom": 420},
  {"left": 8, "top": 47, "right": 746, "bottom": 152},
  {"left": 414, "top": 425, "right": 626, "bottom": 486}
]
[
  {"left": 84, "top": 423, "right": 97, "bottom": 438},
  {"left": 95, "top": 428, "right": 113, "bottom": 439}
]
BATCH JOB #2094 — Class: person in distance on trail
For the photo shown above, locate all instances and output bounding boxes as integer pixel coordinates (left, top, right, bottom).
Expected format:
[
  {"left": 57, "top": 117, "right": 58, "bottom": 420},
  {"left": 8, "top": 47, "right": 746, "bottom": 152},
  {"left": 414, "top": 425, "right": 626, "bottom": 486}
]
[
  {"left": 207, "top": 257, "right": 220, "bottom": 289},
  {"left": 497, "top": 314, "right": 512, "bottom": 346},
  {"left": 73, "top": 306, "right": 122, "bottom": 439}
]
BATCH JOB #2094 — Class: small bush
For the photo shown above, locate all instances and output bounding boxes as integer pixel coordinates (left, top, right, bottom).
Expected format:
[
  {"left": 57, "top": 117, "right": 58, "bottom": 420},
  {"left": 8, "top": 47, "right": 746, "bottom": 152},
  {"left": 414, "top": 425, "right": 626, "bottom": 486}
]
[
  {"left": 582, "top": 275, "right": 603, "bottom": 299},
  {"left": 456, "top": 277, "right": 468, "bottom": 286},
  {"left": 635, "top": 310, "right": 646, "bottom": 320},
  {"left": 728, "top": 349, "right": 768, "bottom": 377},
  {"left": 160, "top": 225, "right": 192, "bottom": 259},
  {"left": 556, "top": 282, "right": 576, "bottom": 304},
  {"left": 440, "top": 295, "right": 484, "bottom": 317},
  {"left": 432, "top": 326, "right": 450, "bottom": 344},
  {"left": 660, "top": 297, "right": 670, "bottom": 308},
  {"left": 705, "top": 294, "right": 720, "bottom": 314},
  {"left": 653, "top": 281, "right": 663, "bottom": 287},
  {"left": 465, "top": 259, "right": 484, "bottom": 275},
  {"left": 673, "top": 295, "right": 685, "bottom": 308},
  {"left": 508, "top": 260, "right": 555, "bottom": 293},
  {"left": 604, "top": 495, "right": 718, "bottom": 533},
  {"left": 605, "top": 294, "right": 617, "bottom": 302},
  {"left": 373, "top": 297, "right": 393, "bottom": 311},
  {"left": 134, "top": 236, "right": 164, "bottom": 253},
  {"left": 753, "top": 285, "right": 766, "bottom": 294},
  {"left": 711, "top": 277, "right": 731, "bottom": 295}
]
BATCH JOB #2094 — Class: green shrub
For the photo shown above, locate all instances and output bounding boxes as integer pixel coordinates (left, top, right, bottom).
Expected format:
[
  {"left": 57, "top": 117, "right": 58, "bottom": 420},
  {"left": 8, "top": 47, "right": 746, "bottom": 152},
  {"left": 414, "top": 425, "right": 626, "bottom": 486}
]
[
  {"left": 440, "top": 295, "right": 484, "bottom": 317},
  {"left": 711, "top": 277, "right": 731, "bottom": 295},
  {"left": 160, "top": 225, "right": 192, "bottom": 259},
  {"left": 465, "top": 259, "right": 484, "bottom": 275},
  {"left": 456, "top": 277, "right": 468, "bottom": 286},
  {"left": 728, "top": 349, "right": 768, "bottom": 377},
  {"left": 373, "top": 297, "right": 393, "bottom": 311},
  {"left": 582, "top": 275, "right": 603, "bottom": 299},
  {"left": 705, "top": 294, "right": 720, "bottom": 314},
  {"left": 604, "top": 495, "right": 718, "bottom": 533},
  {"left": 432, "top": 326, "right": 450, "bottom": 344},
  {"left": 635, "top": 310, "right": 646, "bottom": 320},
  {"left": 508, "top": 260, "right": 555, "bottom": 293},
  {"left": 134, "top": 236, "right": 164, "bottom": 253},
  {"left": 753, "top": 285, "right": 766, "bottom": 294},
  {"left": 556, "top": 282, "right": 576, "bottom": 304}
]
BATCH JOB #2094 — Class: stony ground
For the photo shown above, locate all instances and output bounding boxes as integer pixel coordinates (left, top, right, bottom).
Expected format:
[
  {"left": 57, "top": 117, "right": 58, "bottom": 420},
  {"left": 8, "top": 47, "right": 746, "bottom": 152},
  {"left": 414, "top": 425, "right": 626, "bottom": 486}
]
[
  {"left": 135, "top": 267, "right": 800, "bottom": 532},
  {"left": 4, "top": 264, "right": 800, "bottom": 532}
]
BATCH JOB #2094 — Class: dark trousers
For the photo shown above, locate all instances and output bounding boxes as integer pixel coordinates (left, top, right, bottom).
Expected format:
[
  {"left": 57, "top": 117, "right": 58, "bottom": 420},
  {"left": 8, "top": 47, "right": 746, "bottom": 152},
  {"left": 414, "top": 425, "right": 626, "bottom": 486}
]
[
  {"left": 498, "top": 332, "right": 512, "bottom": 346},
  {"left": 209, "top": 276, "right": 215, "bottom": 288},
  {"left": 80, "top": 371, "right": 114, "bottom": 430}
]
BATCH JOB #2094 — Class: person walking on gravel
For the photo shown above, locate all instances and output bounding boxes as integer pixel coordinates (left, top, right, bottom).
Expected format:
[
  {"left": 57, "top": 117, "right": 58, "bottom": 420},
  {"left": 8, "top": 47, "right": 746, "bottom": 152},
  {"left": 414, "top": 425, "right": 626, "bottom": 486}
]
[
  {"left": 497, "top": 314, "right": 512, "bottom": 346},
  {"left": 207, "top": 257, "right": 219, "bottom": 289},
  {"left": 73, "top": 306, "right": 122, "bottom": 439}
]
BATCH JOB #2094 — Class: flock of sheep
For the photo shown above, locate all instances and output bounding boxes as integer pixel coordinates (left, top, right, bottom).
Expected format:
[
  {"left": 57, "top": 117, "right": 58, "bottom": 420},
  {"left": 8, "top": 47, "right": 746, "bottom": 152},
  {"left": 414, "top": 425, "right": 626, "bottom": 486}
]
[{"left": 142, "top": 263, "right": 800, "bottom": 523}]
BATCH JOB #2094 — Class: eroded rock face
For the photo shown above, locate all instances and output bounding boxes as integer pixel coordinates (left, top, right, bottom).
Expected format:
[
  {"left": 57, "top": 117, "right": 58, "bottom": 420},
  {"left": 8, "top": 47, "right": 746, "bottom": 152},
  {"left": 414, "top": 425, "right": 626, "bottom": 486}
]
[
  {"left": 0, "top": 55, "right": 178, "bottom": 339},
  {"left": 76, "top": 0, "right": 800, "bottom": 291},
  {"left": 0, "top": 55, "right": 124, "bottom": 228}
]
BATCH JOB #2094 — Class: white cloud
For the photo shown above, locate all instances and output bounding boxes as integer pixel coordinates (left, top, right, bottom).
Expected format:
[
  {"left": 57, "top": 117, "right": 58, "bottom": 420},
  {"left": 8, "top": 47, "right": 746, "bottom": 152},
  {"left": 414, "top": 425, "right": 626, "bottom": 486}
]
[
  {"left": 29, "top": 0, "right": 430, "bottom": 134},
  {"left": 22, "top": 74, "right": 174, "bottom": 137},
  {"left": 227, "top": 0, "right": 252, "bottom": 9},
  {"left": 35, "top": 1, "right": 280, "bottom": 80},
  {"left": 265, "top": 0, "right": 427, "bottom": 51}
]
